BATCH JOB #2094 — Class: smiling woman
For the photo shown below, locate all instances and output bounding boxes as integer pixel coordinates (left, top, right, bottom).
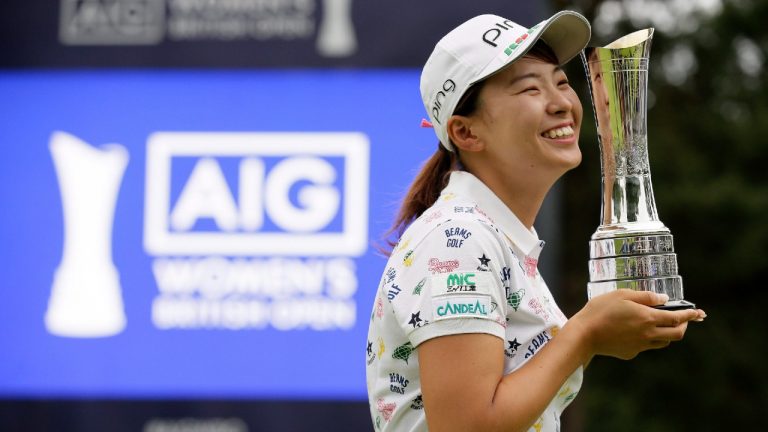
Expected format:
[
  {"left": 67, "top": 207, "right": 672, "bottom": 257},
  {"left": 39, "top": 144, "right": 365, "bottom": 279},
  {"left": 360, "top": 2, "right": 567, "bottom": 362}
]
[{"left": 366, "top": 10, "right": 706, "bottom": 432}]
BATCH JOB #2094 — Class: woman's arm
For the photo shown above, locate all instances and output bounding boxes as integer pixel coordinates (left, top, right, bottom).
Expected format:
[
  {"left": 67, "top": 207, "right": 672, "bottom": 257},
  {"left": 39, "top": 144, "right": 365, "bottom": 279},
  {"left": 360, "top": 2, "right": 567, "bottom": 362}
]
[{"left": 419, "top": 290, "right": 704, "bottom": 432}]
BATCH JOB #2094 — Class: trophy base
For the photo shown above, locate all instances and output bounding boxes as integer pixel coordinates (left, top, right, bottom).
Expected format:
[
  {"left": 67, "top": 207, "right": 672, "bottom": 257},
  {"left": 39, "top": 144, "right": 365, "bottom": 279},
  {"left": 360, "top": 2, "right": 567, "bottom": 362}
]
[
  {"left": 588, "top": 278, "right": 695, "bottom": 310},
  {"left": 654, "top": 300, "right": 696, "bottom": 310},
  {"left": 588, "top": 276, "right": 684, "bottom": 299}
]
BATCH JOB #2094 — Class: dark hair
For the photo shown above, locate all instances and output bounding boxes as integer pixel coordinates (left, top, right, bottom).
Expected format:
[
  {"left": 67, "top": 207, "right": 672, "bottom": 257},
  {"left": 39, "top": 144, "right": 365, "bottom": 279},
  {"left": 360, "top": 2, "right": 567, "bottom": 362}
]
[{"left": 381, "top": 40, "right": 559, "bottom": 253}]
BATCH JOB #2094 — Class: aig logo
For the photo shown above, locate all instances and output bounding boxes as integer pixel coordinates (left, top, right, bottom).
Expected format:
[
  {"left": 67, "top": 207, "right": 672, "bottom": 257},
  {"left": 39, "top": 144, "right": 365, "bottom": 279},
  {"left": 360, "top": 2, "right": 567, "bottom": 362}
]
[
  {"left": 144, "top": 132, "right": 369, "bottom": 256},
  {"left": 59, "top": 0, "right": 165, "bottom": 45}
]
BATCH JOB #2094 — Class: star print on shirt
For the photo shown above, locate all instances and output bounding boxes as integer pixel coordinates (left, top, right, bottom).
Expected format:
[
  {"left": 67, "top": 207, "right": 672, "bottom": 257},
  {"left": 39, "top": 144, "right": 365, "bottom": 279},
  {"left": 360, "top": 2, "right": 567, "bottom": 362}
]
[
  {"left": 477, "top": 253, "right": 491, "bottom": 271},
  {"left": 409, "top": 312, "right": 423, "bottom": 328},
  {"left": 410, "top": 394, "right": 424, "bottom": 410},
  {"left": 505, "top": 338, "right": 522, "bottom": 358}
]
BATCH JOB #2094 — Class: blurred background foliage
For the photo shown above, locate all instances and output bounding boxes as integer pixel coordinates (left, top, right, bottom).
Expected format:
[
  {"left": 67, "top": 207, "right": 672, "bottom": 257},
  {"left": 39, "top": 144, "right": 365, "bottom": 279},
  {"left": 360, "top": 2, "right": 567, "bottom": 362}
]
[{"left": 551, "top": 0, "right": 768, "bottom": 430}]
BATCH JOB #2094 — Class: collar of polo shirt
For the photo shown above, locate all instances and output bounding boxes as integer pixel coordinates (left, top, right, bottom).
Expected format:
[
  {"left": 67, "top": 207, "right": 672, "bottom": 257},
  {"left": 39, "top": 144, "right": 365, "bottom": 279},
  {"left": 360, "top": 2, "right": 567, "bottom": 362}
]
[{"left": 441, "top": 171, "right": 544, "bottom": 258}]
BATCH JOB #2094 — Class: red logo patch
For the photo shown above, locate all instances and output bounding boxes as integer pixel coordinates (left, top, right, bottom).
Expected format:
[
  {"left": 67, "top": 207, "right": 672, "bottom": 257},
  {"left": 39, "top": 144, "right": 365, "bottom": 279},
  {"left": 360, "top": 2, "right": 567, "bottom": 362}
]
[
  {"left": 375, "top": 297, "right": 384, "bottom": 318},
  {"left": 524, "top": 256, "right": 538, "bottom": 278},
  {"left": 377, "top": 398, "right": 396, "bottom": 421},
  {"left": 428, "top": 258, "right": 460, "bottom": 274},
  {"left": 424, "top": 210, "right": 442, "bottom": 223}
]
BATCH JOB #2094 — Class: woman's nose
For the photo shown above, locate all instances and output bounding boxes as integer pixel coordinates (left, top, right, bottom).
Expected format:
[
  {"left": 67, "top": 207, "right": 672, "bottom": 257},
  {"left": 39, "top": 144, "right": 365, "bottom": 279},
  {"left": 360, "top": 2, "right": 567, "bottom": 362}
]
[{"left": 547, "top": 89, "right": 574, "bottom": 115}]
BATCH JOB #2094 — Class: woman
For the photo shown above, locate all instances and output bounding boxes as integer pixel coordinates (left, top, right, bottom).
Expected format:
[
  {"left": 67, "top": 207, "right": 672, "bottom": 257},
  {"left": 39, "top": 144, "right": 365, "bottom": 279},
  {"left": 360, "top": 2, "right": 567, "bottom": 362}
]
[{"left": 366, "top": 11, "right": 705, "bottom": 432}]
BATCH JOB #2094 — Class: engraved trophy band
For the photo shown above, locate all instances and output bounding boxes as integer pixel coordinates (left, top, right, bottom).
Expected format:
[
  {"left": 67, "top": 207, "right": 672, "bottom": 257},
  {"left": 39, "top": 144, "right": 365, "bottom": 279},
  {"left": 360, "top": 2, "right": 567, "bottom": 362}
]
[{"left": 581, "top": 29, "right": 694, "bottom": 309}]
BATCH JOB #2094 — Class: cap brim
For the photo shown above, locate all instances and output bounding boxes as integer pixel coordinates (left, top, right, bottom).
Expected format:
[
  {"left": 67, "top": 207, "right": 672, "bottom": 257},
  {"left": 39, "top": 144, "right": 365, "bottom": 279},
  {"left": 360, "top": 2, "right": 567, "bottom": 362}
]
[
  {"left": 539, "top": 10, "right": 592, "bottom": 64},
  {"left": 473, "top": 10, "right": 591, "bottom": 85}
]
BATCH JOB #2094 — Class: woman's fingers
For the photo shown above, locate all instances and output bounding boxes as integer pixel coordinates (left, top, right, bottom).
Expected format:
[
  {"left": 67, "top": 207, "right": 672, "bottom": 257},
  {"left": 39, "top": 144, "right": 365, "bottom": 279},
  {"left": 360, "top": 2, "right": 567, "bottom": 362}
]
[
  {"left": 648, "top": 340, "right": 672, "bottom": 350},
  {"left": 653, "top": 308, "right": 703, "bottom": 327},
  {"left": 650, "top": 321, "right": 689, "bottom": 341},
  {"left": 619, "top": 289, "right": 669, "bottom": 307}
]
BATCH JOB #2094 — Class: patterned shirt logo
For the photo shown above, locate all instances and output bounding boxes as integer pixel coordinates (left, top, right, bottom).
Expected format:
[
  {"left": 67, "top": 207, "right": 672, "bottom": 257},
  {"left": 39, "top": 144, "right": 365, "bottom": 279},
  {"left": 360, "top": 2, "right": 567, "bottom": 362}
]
[
  {"left": 477, "top": 254, "right": 491, "bottom": 271},
  {"left": 375, "top": 297, "right": 384, "bottom": 318},
  {"left": 446, "top": 272, "right": 476, "bottom": 292},
  {"left": 524, "top": 330, "right": 552, "bottom": 359},
  {"left": 413, "top": 278, "right": 426, "bottom": 295},
  {"left": 385, "top": 267, "right": 396, "bottom": 283},
  {"left": 434, "top": 296, "right": 490, "bottom": 319},
  {"left": 410, "top": 394, "right": 424, "bottom": 410},
  {"left": 387, "top": 284, "right": 402, "bottom": 301},
  {"left": 507, "top": 287, "right": 525, "bottom": 311},
  {"left": 389, "top": 372, "right": 409, "bottom": 394},
  {"left": 424, "top": 210, "right": 442, "bottom": 223},
  {"left": 408, "top": 311, "right": 423, "bottom": 328},
  {"left": 444, "top": 226, "right": 473, "bottom": 248},
  {"left": 523, "top": 255, "right": 538, "bottom": 278},
  {"left": 392, "top": 342, "right": 414, "bottom": 364},
  {"left": 378, "top": 337, "right": 385, "bottom": 357},
  {"left": 505, "top": 338, "right": 521, "bottom": 358},
  {"left": 403, "top": 250, "right": 415, "bottom": 267},
  {"left": 367, "top": 340, "right": 376, "bottom": 365},
  {"left": 376, "top": 398, "right": 396, "bottom": 422},
  {"left": 428, "top": 258, "right": 459, "bottom": 274},
  {"left": 528, "top": 296, "right": 550, "bottom": 321}
]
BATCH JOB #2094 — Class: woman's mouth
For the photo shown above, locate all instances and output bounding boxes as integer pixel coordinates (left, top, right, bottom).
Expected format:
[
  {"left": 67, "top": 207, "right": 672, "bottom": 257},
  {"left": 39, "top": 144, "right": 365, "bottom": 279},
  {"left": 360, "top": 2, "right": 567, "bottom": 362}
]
[{"left": 541, "top": 125, "right": 574, "bottom": 139}]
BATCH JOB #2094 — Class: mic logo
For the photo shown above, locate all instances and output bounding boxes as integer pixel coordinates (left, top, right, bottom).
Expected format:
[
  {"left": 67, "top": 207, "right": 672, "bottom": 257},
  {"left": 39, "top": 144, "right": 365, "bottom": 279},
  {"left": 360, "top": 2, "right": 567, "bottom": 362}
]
[{"left": 46, "top": 131, "right": 129, "bottom": 337}]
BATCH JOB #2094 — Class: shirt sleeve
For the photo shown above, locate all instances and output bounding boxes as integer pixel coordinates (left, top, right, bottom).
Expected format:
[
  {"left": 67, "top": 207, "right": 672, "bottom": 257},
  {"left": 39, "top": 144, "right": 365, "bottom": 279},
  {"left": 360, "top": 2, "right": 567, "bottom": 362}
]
[{"left": 388, "top": 218, "right": 509, "bottom": 347}]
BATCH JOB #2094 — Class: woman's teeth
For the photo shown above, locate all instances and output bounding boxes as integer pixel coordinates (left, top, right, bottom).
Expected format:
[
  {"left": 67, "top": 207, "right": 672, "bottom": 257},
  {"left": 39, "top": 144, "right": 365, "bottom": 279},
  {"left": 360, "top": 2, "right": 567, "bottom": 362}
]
[{"left": 542, "top": 126, "right": 574, "bottom": 138}]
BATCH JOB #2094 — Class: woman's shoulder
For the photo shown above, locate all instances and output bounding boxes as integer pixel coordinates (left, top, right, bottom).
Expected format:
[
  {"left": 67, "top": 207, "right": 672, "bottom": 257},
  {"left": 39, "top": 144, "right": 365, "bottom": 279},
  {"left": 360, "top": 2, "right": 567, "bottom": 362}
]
[{"left": 393, "top": 197, "right": 504, "bottom": 257}]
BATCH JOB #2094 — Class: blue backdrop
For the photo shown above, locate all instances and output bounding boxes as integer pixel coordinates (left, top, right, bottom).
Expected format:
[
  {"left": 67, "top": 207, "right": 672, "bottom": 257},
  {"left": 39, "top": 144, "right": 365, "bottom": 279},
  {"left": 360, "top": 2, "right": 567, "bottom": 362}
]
[{"left": 0, "top": 69, "right": 435, "bottom": 399}]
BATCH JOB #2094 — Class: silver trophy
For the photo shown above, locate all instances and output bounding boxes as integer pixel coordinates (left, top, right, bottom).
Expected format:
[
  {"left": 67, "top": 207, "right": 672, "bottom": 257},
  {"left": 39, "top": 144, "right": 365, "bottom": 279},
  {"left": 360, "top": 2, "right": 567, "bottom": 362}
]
[{"left": 581, "top": 29, "right": 694, "bottom": 310}]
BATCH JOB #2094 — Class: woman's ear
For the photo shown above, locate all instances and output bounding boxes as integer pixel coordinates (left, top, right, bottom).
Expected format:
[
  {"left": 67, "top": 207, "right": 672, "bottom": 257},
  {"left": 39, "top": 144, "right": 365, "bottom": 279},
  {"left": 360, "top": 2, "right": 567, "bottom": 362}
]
[{"left": 446, "top": 115, "right": 484, "bottom": 152}]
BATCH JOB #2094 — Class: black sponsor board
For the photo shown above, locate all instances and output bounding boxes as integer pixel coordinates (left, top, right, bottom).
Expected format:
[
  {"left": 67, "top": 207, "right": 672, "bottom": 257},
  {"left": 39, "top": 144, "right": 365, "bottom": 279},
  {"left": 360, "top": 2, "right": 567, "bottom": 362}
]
[
  {"left": 1, "top": 0, "right": 544, "bottom": 67},
  {"left": 0, "top": 399, "right": 372, "bottom": 431}
]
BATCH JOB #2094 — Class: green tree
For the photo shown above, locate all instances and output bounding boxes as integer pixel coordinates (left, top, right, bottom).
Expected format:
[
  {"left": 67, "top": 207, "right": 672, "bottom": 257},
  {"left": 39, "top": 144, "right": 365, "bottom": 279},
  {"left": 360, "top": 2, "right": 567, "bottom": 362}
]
[{"left": 553, "top": 0, "right": 768, "bottom": 430}]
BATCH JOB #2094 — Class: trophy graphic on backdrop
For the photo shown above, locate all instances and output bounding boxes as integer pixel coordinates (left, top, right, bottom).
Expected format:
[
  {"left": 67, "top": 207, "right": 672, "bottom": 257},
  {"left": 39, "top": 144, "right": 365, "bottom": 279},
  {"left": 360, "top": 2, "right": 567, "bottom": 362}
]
[
  {"left": 581, "top": 29, "right": 695, "bottom": 310},
  {"left": 317, "top": 0, "right": 357, "bottom": 57},
  {"left": 46, "top": 131, "right": 129, "bottom": 337}
]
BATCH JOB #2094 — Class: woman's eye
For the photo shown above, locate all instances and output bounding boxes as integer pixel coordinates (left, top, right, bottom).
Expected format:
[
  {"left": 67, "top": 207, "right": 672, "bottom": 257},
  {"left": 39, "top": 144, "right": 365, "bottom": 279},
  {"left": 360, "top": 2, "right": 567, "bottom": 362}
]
[{"left": 559, "top": 80, "right": 570, "bottom": 86}]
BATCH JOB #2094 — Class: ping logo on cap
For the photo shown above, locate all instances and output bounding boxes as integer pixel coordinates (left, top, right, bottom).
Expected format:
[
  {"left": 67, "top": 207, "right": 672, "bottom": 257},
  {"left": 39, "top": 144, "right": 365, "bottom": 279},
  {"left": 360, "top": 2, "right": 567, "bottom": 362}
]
[
  {"left": 430, "top": 79, "right": 456, "bottom": 125},
  {"left": 481, "top": 19, "right": 517, "bottom": 47}
]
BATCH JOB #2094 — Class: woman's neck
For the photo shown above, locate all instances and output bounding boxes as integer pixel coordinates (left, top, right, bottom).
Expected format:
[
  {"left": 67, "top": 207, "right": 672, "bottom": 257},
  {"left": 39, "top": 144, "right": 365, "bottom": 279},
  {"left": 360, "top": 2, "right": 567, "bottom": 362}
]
[
  {"left": 465, "top": 164, "right": 557, "bottom": 230},
  {"left": 491, "top": 176, "right": 552, "bottom": 229}
]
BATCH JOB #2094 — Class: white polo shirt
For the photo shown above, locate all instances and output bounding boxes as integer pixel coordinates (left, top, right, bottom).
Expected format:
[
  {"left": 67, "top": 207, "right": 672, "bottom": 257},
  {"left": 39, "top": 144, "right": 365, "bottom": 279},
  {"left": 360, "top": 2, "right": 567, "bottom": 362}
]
[{"left": 366, "top": 171, "right": 582, "bottom": 432}]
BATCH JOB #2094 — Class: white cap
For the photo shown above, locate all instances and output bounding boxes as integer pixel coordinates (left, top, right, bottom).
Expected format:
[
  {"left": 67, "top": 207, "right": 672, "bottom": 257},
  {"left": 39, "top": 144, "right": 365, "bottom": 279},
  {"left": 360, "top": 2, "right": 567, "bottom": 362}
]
[{"left": 420, "top": 11, "right": 591, "bottom": 150}]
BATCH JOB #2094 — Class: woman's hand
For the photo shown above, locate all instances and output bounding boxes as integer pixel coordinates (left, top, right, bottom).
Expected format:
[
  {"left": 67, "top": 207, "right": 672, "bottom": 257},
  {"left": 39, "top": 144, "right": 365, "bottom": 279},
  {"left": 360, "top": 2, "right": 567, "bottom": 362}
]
[{"left": 568, "top": 290, "right": 706, "bottom": 361}]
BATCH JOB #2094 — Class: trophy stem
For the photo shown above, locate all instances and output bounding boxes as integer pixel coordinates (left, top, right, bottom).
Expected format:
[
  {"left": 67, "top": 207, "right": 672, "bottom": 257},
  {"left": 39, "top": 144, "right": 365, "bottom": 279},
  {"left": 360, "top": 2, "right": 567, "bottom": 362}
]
[{"left": 581, "top": 29, "right": 693, "bottom": 309}]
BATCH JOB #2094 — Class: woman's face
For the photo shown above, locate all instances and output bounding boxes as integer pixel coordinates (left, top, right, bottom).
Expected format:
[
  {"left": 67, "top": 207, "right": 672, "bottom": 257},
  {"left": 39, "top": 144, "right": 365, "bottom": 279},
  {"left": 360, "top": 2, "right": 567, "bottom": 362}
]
[{"left": 471, "top": 56, "right": 583, "bottom": 178}]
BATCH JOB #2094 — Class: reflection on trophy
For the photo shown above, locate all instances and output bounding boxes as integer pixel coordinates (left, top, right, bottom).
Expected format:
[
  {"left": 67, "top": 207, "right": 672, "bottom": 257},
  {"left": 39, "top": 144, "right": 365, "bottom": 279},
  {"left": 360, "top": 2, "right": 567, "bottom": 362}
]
[
  {"left": 46, "top": 131, "right": 129, "bottom": 337},
  {"left": 317, "top": 0, "right": 357, "bottom": 57},
  {"left": 581, "top": 29, "right": 695, "bottom": 309}
]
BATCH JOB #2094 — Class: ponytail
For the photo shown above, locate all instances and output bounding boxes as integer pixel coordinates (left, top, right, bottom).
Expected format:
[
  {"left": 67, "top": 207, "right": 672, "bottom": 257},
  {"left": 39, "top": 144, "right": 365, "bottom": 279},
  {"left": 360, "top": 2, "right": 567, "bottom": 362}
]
[
  {"left": 382, "top": 144, "right": 460, "bottom": 253},
  {"left": 380, "top": 64, "right": 489, "bottom": 254}
]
